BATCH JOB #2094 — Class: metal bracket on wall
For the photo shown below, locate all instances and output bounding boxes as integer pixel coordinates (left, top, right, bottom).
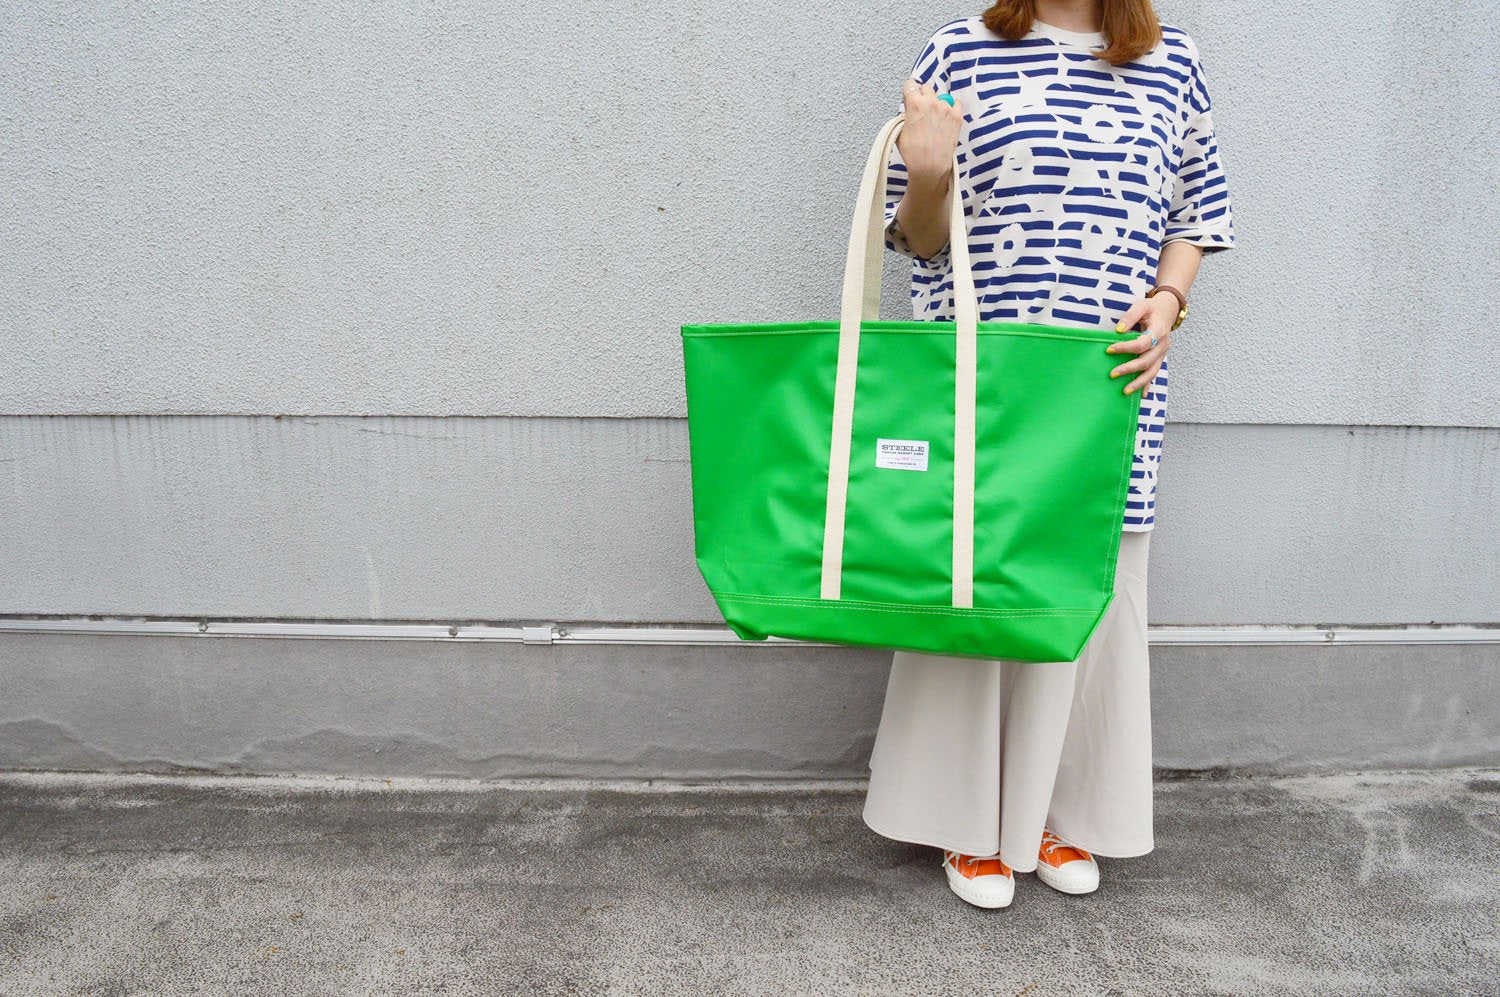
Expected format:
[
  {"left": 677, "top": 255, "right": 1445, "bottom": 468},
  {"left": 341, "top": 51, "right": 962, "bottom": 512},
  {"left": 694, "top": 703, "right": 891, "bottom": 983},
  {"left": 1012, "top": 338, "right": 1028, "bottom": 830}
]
[{"left": 520, "top": 625, "right": 555, "bottom": 645}]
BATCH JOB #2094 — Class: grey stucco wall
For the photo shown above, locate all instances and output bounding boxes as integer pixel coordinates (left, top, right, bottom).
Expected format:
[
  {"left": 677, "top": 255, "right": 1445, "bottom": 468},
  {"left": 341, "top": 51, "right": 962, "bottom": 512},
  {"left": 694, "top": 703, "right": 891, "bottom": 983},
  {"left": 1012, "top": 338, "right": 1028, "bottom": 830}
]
[
  {"left": 4, "top": 2, "right": 1498, "bottom": 425},
  {"left": 2, "top": 634, "right": 1497, "bottom": 778},
  {"left": 0, "top": 416, "right": 1495, "bottom": 626},
  {"left": 2, "top": 1, "right": 1496, "bottom": 777}
]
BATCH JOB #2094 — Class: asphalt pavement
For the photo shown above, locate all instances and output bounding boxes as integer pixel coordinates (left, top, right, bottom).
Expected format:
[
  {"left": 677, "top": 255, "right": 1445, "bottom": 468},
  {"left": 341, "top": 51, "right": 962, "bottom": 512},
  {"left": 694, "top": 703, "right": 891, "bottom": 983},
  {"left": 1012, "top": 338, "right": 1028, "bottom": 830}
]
[{"left": 1, "top": 768, "right": 1496, "bottom": 995}]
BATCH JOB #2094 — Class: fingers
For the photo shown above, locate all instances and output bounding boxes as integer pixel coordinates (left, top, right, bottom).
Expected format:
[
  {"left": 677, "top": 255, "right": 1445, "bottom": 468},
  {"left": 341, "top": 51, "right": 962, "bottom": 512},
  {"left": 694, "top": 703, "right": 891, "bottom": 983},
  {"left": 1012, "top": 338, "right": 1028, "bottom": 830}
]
[
  {"left": 1109, "top": 332, "right": 1152, "bottom": 358},
  {"left": 933, "top": 80, "right": 963, "bottom": 118},
  {"left": 1109, "top": 350, "right": 1147, "bottom": 380},
  {"left": 1124, "top": 359, "right": 1163, "bottom": 396},
  {"left": 1106, "top": 302, "right": 1147, "bottom": 351},
  {"left": 902, "top": 79, "right": 926, "bottom": 113},
  {"left": 1110, "top": 331, "right": 1170, "bottom": 381},
  {"left": 1116, "top": 301, "right": 1147, "bottom": 332},
  {"left": 902, "top": 79, "right": 963, "bottom": 119}
]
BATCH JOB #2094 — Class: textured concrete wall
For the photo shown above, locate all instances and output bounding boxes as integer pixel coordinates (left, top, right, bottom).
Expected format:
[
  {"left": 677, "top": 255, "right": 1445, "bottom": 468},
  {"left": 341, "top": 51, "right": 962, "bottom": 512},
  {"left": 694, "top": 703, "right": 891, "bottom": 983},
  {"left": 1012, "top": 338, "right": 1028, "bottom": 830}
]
[
  {"left": 0, "top": 417, "right": 1495, "bottom": 625},
  {"left": 2, "top": 634, "right": 1496, "bottom": 777},
  {"left": 4, "top": 2, "right": 1497, "bottom": 425},
  {"left": 2, "top": 1, "right": 1497, "bottom": 777}
]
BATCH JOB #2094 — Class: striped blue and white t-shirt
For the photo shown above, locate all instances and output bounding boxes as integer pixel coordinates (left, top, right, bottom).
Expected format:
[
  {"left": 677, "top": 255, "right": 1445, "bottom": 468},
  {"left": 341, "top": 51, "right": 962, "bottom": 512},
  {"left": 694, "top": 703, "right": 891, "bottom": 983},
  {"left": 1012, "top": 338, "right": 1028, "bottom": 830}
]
[{"left": 884, "top": 16, "right": 1237, "bottom": 531}]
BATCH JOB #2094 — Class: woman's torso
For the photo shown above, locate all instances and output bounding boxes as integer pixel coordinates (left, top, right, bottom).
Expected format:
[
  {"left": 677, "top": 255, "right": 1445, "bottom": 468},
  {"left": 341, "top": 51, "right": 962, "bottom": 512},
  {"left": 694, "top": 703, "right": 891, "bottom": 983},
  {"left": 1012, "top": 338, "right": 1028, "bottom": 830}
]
[
  {"left": 896, "top": 16, "right": 1205, "bottom": 530},
  {"left": 908, "top": 16, "right": 1197, "bottom": 333}
]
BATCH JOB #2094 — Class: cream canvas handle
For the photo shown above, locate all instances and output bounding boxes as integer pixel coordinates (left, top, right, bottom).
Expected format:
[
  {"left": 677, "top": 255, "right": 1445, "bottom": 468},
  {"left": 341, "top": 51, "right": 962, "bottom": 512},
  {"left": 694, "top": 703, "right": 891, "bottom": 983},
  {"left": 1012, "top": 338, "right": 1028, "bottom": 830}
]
[{"left": 820, "top": 113, "right": 978, "bottom": 607}]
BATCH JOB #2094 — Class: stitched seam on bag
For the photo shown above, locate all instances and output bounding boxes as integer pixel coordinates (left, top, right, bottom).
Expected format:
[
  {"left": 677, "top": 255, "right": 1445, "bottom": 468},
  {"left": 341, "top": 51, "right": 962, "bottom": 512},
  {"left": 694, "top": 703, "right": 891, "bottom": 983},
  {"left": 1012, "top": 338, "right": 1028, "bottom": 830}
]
[
  {"left": 721, "top": 593, "right": 1097, "bottom": 616},
  {"left": 682, "top": 325, "right": 1116, "bottom": 346},
  {"left": 717, "top": 591, "right": 1096, "bottom": 611},
  {"left": 1103, "top": 387, "right": 1142, "bottom": 596},
  {"left": 715, "top": 592, "right": 1097, "bottom": 619},
  {"left": 730, "top": 602, "right": 1090, "bottom": 619}
]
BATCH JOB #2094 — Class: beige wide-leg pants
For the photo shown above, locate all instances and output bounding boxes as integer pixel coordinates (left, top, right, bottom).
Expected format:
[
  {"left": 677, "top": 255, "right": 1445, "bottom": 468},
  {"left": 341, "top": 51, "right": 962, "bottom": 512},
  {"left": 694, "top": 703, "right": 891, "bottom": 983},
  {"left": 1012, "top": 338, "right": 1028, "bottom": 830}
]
[{"left": 861, "top": 529, "right": 1153, "bottom": 873}]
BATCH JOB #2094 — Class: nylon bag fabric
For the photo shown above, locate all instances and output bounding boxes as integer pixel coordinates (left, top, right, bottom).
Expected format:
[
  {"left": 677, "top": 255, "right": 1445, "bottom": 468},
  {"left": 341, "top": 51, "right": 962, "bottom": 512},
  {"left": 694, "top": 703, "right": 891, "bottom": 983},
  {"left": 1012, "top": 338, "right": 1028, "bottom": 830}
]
[{"left": 680, "top": 113, "right": 1142, "bottom": 662}]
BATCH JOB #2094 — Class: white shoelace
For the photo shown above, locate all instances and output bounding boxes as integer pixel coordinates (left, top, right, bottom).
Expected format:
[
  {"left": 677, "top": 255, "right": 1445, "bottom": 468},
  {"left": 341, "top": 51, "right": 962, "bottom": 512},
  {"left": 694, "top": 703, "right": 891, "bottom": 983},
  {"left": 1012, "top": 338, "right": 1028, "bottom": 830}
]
[
  {"left": 943, "top": 849, "right": 1009, "bottom": 873},
  {"left": 1040, "top": 830, "right": 1089, "bottom": 861}
]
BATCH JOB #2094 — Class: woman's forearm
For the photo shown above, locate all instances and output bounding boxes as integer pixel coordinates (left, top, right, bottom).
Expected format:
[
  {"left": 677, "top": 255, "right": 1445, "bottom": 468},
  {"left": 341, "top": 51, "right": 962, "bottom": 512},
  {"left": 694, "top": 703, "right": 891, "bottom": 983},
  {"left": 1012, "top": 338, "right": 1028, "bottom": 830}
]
[
  {"left": 1155, "top": 240, "right": 1204, "bottom": 295},
  {"left": 895, "top": 171, "right": 954, "bottom": 261}
]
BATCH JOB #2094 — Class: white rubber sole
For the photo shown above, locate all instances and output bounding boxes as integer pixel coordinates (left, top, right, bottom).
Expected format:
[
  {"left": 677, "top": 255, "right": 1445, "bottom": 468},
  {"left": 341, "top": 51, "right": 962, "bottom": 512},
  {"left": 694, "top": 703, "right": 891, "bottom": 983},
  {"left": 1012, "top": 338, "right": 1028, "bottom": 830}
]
[
  {"left": 1035, "top": 861, "right": 1100, "bottom": 895},
  {"left": 943, "top": 864, "right": 1015, "bottom": 909}
]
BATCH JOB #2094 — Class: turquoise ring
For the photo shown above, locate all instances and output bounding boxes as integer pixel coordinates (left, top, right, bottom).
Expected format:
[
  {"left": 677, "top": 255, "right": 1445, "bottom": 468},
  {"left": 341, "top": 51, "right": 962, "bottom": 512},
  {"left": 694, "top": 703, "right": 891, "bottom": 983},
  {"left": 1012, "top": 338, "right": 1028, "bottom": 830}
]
[{"left": 938, "top": 93, "right": 955, "bottom": 106}]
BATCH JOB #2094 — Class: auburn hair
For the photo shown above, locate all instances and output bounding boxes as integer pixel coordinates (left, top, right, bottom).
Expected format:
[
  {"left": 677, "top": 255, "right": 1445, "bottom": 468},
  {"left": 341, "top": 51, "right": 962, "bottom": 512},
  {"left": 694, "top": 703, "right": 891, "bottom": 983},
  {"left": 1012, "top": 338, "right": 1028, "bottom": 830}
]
[{"left": 981, "top": 0, "right": 1162, "bottom": 65}]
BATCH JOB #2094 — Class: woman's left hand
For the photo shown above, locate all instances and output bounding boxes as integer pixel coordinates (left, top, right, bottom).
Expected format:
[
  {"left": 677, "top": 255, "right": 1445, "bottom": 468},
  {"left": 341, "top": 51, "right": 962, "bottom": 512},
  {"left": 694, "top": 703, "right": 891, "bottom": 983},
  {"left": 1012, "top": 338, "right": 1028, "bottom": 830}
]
[{"left": 1106, "top": 293, "right": 1178, "bottom": 396}]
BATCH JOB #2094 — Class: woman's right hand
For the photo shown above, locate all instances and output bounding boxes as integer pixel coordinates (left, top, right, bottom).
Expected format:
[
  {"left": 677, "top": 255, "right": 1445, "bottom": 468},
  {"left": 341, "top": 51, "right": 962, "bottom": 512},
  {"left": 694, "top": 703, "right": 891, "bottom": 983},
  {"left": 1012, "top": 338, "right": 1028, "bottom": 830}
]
[{"left": 897, "top": 80, "right": 964, "bottom": 183}]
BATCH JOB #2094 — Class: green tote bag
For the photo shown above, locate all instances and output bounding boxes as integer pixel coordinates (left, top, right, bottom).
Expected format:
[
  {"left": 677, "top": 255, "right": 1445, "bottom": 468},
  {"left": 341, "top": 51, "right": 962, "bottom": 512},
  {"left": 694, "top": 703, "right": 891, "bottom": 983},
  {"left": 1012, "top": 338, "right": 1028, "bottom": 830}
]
[{"left": 680, "top": 112, "right": 1142, "bottom": 663}]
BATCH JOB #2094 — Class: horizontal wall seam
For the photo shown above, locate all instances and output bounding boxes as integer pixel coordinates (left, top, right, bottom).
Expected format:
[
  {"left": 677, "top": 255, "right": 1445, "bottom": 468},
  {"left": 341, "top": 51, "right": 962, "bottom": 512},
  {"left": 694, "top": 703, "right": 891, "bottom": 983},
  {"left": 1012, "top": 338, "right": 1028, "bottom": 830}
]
[
  {"left": 0, "top": 618, "right": 1495, "bottom": 646},
  {"left": 2, "top": 414, "right": 1498, "bottom": 431},
  {"left": 4, "top": 769, "right": 1486, "bottom": 796}
]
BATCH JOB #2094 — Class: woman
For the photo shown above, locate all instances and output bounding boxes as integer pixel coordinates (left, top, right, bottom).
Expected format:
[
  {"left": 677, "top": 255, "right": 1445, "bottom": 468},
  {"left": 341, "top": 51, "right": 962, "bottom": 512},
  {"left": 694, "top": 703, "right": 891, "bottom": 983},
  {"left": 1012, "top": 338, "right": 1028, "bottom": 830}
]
[{"left": 863, "top": 0, "right": 1237, "bottom": 909}]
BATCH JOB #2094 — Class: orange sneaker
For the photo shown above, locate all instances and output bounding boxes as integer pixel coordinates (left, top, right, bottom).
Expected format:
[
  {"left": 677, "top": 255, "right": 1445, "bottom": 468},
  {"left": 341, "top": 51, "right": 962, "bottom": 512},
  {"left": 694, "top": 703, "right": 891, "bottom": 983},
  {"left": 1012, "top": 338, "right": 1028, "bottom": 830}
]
[
  {"left": 941, "top": 849, "right": 1015, "bottom": 908},
  {"left": 1036, "top": 828, "right": 1099, "bottom": 895}
]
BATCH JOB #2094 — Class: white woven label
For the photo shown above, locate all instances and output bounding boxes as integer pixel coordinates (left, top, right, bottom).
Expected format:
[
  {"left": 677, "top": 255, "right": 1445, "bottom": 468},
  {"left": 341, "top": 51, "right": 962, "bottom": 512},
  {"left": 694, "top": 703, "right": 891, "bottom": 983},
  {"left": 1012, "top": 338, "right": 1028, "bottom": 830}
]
[{"left": 875, "top": 438, "right": 929, "bottom": 471}]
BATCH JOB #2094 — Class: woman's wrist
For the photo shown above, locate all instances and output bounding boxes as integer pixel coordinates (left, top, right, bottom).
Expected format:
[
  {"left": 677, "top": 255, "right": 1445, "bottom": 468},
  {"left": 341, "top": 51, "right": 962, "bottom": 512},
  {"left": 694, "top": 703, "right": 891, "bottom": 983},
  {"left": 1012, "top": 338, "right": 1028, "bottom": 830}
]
[
  {"left": 1145, "top": 285, "right": 1188, "bottom": 330},
  {"left": 905, "top": 169, "right": 953, "bottom": 196},
  {"left": 893, "top": 173, "right": 953, "bottom": 260}
]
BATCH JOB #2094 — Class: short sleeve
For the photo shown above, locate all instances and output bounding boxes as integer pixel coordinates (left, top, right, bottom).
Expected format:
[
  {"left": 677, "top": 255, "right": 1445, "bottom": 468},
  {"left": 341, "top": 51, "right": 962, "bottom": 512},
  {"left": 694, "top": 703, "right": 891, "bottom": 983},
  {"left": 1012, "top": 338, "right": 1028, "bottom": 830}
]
[
  {"left": 1163, "top": 43, "right": 1236, "bottom": 254},
  {"left": 884, "top": 35, "right": 953, "bottom": 267}
]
